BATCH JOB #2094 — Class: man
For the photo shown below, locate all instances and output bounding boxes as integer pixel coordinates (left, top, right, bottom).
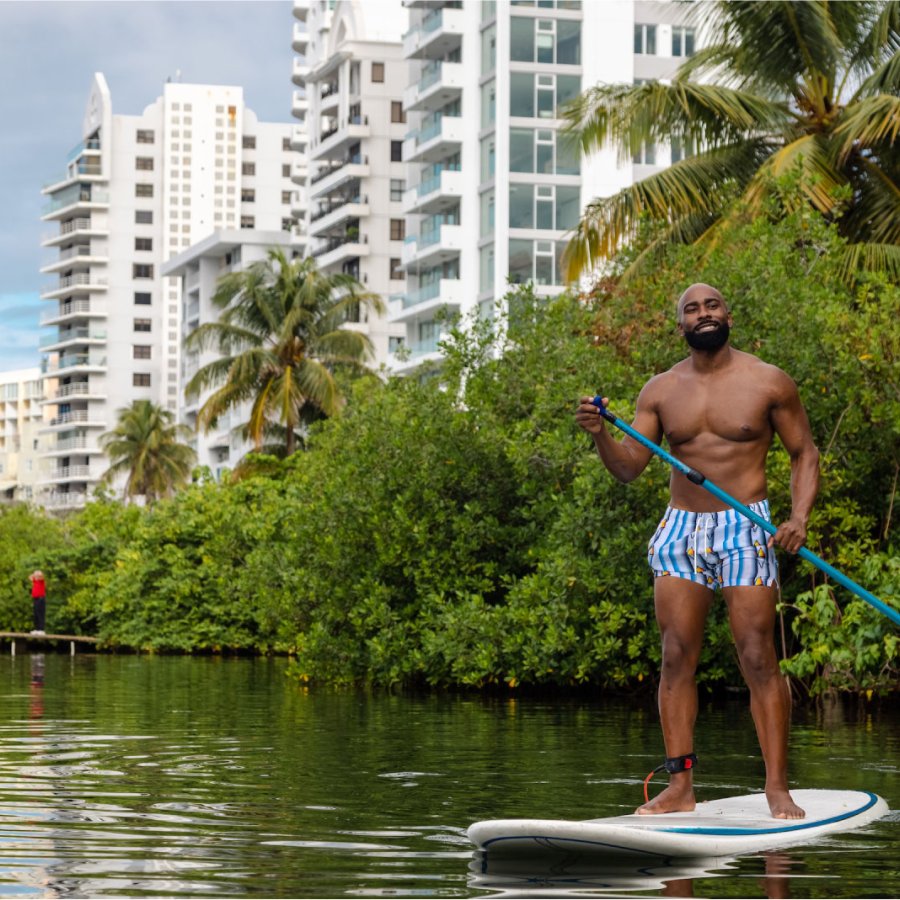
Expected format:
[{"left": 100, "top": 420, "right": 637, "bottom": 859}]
[
  {"left": 29, "top": 570, "right": 47, "bottom": 635},
  {"left": 575, "top": 283, "right": 819, "bottom": 820}
]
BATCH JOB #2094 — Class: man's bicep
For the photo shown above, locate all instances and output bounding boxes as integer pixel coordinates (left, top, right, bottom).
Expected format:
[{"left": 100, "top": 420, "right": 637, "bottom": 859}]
[{"left": 771, "top": 376, "right": 816, "bottom": 457}]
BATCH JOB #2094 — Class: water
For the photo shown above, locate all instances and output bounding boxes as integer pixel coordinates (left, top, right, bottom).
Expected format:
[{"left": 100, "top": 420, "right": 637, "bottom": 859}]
[{"left": 0, "top": 653, "right": 895, "bottom": 898}]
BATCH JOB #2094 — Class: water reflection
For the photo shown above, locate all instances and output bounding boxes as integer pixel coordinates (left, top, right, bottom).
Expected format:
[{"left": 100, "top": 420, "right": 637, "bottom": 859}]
[{"left": 469, "top": 850, "right": 796, "bottom": 898}]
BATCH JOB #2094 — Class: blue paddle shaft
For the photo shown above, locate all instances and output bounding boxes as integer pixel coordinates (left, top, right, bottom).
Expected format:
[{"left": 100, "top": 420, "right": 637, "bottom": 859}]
[{"left": 591, "top": 396, "right": 900, "bottom": 627}]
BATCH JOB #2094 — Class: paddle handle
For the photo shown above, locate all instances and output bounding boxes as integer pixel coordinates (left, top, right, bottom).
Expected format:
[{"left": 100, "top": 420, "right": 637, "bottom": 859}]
[{"left": 589, "top": 395, "right": 900, "bottom": 627}]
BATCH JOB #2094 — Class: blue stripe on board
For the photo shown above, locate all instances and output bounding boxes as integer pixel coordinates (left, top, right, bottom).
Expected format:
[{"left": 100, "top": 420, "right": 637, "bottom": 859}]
[{"left": 659, "top": 792, "right": 880, "bottom": 836}]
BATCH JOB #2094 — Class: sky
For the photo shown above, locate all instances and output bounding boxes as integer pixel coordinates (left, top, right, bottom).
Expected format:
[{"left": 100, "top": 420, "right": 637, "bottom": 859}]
[{"left": 0, "top": 0, "right": 296, "bottom": 373}]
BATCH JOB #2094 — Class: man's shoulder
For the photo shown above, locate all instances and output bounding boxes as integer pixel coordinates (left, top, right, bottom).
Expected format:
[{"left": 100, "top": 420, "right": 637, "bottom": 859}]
[{"left": 735, "top": 350, "right": 795, "bottom": 385}]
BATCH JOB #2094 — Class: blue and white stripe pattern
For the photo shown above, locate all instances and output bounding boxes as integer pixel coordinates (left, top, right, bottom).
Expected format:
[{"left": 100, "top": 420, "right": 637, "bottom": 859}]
[{"left": 647, "top": 500, "right": 778, "bottom": 589}]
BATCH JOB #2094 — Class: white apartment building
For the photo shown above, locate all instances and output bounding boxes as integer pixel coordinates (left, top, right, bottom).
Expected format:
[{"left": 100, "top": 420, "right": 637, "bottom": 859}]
[
  {"left": 39, "top": 74, "right": 298, "bottom": 510},
  {"left": 387, "top": 0, "right": 700, "bottom": 372},
  {"left": 161, "top": 229, "right": 304, "bottom": 478},
  {"left": 0, "top": 368, "right": 47, "bottom": 504},
  {"left": 294, "top": 0, "right": 409, "bottom": 365}
]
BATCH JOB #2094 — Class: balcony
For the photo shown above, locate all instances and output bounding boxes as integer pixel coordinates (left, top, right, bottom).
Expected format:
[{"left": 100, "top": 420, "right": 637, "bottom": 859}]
[
  {"left": 41, "top": 187, "right": 109, "bottom": 221},
  {"left": 403, "top": 61, "right": 464, "bottom": 113},
  {"left": 42, "top": 217, "right": 108, "bottom": 248},
  {"left": 41, "top": 465, "right": 97, "bottom": 485},
  {"left": 402, "top": 223, "right": 464, "bottom": 269},
  {"left": 46, "top": 407, "right": 106, "bottom": 428},
  {"left": 40, "top": 244, "right": 108, "bottom": 274},
  {"left": 388, "top": 329, "right": 451, "bottom": 376},
  {"left": 42, "top": 161, "right": 104, "bottom": 194},
  {"left": 292, "top": 21, "right": 309, "bottom": 52},
  {"left": 308, "top": 155, "right": 370, "bottom": 200},
  {"left": 403, "top": 168, "right": 463, "bottom": 215},
  {"left": 388, "top": 278, "right": 463, "bottom": 324},
  {"left": 319, "top": 81, "right": 340, "bottom": 113},
  {"left": 43, "top": 492, "right": 89, "bottom": 511},
  {"left": 309, "top": 115, "right": 371, "bottom": 162},
  {"left": 309, "top": 196, "right": 369, "bottom": 237},
  {"left": 44, "top": 381, "right": 107, "bottom": 403},
  {"left": 40, "top": 272, "right": 108, "bottom": 300},
  {"left": 403, "top": 6, "right": 464, "bottom": 60},
  {"left": 39, "top": 328, "right": 107, "bottom": 353},
  {"left": 311, "top": 234, "right": 370, "bottom": 269},
  {"left": 40, "top": 300, "right": 107, "bottom": 326},
  {"left": 404, "top": 115, "right": 464, "bottom": 164},
  {"left": 292, "top": 89, "right": 309, "bottom": 122},
  {"left": 43, "top": 355, "right": 108, "bottom": 377}
]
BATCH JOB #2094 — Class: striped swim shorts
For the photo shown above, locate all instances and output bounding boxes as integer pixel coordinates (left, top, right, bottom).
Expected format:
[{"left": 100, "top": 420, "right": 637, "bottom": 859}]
[{"left": 647, "top": 500, "right": 779, "bottom": 590}]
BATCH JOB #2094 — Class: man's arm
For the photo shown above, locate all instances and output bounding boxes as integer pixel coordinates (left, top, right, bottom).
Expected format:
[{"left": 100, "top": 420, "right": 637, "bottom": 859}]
[
  {"left": 769, "top": 372, "right": 820, "bottom": 553},
  {"left": 575, "top": 382, "right": 661, "bottom": 483}
]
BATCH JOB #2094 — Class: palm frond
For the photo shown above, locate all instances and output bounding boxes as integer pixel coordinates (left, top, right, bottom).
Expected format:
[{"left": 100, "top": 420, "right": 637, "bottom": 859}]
[
  {"left": 833, "top": 94, "right": 900, "bottom": 161},
  {"left": 836, "top": 241, "right": 900, "bottom": 283}
]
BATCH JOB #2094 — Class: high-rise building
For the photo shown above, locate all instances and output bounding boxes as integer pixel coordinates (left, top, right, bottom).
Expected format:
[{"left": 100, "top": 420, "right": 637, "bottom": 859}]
[
  {"left": 0, "top": 368, "right": 47, "bottom": 505},
  {"left": 39, "top": 74, "right": 298, "bottom": 509},
  {"left": 390, "top": 0, "right": 699, "bottom": 373},
  {"left": 294, "top": 0, "right": 409, "bottom": 365}
]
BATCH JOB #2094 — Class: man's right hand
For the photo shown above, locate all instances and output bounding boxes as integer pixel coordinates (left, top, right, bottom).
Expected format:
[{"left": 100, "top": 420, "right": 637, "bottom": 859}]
[{"left": 576, "top": 395, "right": 608, "bottom": 436}]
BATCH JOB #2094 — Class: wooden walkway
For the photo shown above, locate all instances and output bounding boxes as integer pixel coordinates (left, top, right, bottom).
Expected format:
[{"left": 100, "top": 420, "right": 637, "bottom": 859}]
[{"left": 0, "top": 632, "right": 99, "bottom": 656}]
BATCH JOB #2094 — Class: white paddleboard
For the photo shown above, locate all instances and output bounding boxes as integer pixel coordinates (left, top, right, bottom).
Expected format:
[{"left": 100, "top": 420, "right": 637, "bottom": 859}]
[{"left": 468, "top": 789, "right": 888, "bottom": 859}]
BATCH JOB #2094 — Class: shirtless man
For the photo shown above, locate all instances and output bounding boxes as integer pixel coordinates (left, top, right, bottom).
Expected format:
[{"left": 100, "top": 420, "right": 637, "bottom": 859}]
[{"left": 576, "top": 283, "right": 819, "bottom": 820}]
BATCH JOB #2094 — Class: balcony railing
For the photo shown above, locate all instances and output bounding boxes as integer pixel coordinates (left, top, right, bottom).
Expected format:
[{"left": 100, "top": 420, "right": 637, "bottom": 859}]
[
  {"left": 49, "top": 410, "right": 97, "bottom": 426},
  {"left": 309, "top": 153, "right": 368, "bottom": 184},
  {"left": 311, "top": 194, "right": 366, "bottom": 222},
  {"left": 43, "top": 188, "right": 109, "bottom": 215},
  {"left": 48, "top": 328, "right": 107, "bottom": 344},
  {"left": 43, "top": 355, "right": 107, "bottom": 374},
  {"left": 43, "top": 162, "right": 103, "bottom": 189},
  {"left": 312, "top": 234, "right": 368, "bottom": 257},
  {"left": 40, "top": 300, "right": 101, "bottom": 324},
  {"left": 44, "top": 492, "right": 88, "bottom": 509},
  {"left": 52, "top": 383, "right": 93, "bottom": 400},
  {"left": 52, "top": 436, "right": 90, "bottom": 452}
]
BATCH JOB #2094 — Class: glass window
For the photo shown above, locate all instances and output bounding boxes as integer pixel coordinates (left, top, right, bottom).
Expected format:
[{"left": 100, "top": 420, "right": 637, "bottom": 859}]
[
  {"left": 372, "top": 62, "right": 385, "bottom": 83},
  {"left": 509, "top": 183, "right": 534, "bottom": 228},
  {"left": 536, "top": 20, "right": 555, "bottom": 64},
  {"left": 242, "top": 135, "right": 257, "bottom": 149},
  {"left": 557, "top": 132, "right": 581, "bottom": 175},
  {"left": 481, "top": 81, "right": 496, "bottom": 129},
  {"left": 480, "top": 138, "right": 495, "bottom": 181},
  {"left": 557, "top": 19, "right": 581, "bottom": 64},
  {"left": 510, "top": 128, "right": 534, "bottom": 172},
  {"left": 556, "top": 185, "right": 580, "bottom": 229},
  {"left": 480, "top": 190, "right": 495, "bottom": 237},
  {"left": 391, "top": 101, "right": 406, "bottom": 123},
  {"left": 510, "top": 17, "right": 534, "bottom": 62},
  {"left": 672, "top": 26, "right": 695, "bottom": 58},
  {"left": 481, "top": 0, "right": 496, "bottom": 21},
  {"left": 482, "top": 24, "right": 496, "bottom": 74},
  {"left": 508, "top": 239, "right": 534, "bottom": 284},
  {"left": 537, "top": 80, "right": 555, "bottom": 118},
  {"left": 480, "top": 244, "right": 495, "bottom": 292},
  {"left": 536, "top": 129, "right": 554, "bottom": 174},
  {"left": 510, "top": 73, "right": 534, "bottom": 117},
  {"left": 391, "top": 140, "right": 403, "bottom": 162},
  {"left": 634, "top": 24, "right": 657, "bottom": 55},
  {"left": 556, "top": 74, "right": 581, "bottom": 111},
  {"left": 633, "top": 143, "right": 657, "bottom": 165},
  {"left": 390, "top": 179, "right": 405, "bottom": 201}
]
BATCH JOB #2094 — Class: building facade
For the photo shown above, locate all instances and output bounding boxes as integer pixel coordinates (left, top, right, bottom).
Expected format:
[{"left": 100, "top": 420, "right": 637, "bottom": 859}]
[
  {"left": 39, "top": 74, "right": 298, "bottom": 508},
  {"left": 390, "top": 0, "right": 700, "bottom": 372},
  {"left": 0, "top": 368, "right": 47, "bottom": 504},
  {"left": 294, "top": 0, "right": 410, "bottom": 366}
]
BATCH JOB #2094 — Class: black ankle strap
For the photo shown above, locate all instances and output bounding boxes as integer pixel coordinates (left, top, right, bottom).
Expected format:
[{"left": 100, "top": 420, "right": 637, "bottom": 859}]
[{"left": 664, "top": 753, "right": 697, "bottom": 774}]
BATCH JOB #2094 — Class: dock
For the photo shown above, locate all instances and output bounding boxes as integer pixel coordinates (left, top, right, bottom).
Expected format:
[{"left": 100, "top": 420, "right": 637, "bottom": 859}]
[{"left": 0, "top": 632, "right": 99, "bottom": 656}]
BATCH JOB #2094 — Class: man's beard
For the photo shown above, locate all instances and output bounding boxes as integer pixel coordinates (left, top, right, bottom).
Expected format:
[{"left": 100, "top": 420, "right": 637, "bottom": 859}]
[{"left": 684, "top": 321, "right": 730, "bottom": 351}]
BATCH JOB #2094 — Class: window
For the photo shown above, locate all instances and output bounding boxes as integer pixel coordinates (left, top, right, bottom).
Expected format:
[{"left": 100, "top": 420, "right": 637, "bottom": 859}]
[
  {"left": 390, "top": 140, "right": 403, "bottom": 162},
  {"left": 135, "top": 183, "right": 154, "bottom": 197},
  {"left": 672, "top": 26, "right": 695, "bottom": 58},
  {"left": 509, "top": 183, "right": 580, "bottom": 230},
  {"left": 282, "top": 137, "right": 291, "bottom": 150},
  {"left": 634, "top": 23, "right": 657, "bottom": 55},
  {"left": 633, "top": 142, "right": 657, "bottom": 165},
  {"left": 135, "top": 156, "right": 154, "bottom": 171},
  {"left": 510, "top": 72, "right": 580, "bottom": 119},
  {"left": 282, "top": 164, "right": 292, "bottom": 177},
  {"left": 372, "top": 61, "right": 385, "bottom": 83},
  {"left": 133, "top": 345, "right": 152, "bottom": 359},
  {"left": 389, "top": 258, "right": 403, "bottom": 280},
  {"left": 134, "top": 292, "right": 152, "bottom": 305},
  {"left": 391, "top": 101, "right": 406, "bottom": 124},
  {"left": 135, "top": 210, "right": 153, "bottom": 224},
  {"left": 510, "top": 17, "right": 581, "bottom": 65},
  {"left": 480, "top": 190, "right": 495, "bottom": 237},
  {"left": 135, "top": 237, "right": 153, "bottom": 251},
  {"left": 241, "top": 215, "right": 255, "bottom": 229},
  {"left": 482, "top": 24, "right": 497, "bottom": 73},
  {"left": 133, "top": 373, "right": 151, "bottom": 387},
  {"left": 481, "top": 81, "right": 496, "bottom": 129},
  {"left": 671, "top": 136, "right": 695, "bottom": 163},
  {"left": 133, "top": 318, "right": 152, "bottom": 332},
  {"left": 241, "top": 188, "right": 256, "bottom": 203},
  {"left": 242, "top": 162, "right": 256, "bottom": 176},
  {"left": 281, "top": 190, "right": 292, "bottom": 204},
  {"left": 390, "top": 178, "right": 405, "bottom": 201},
  {"left": 132, "top": 264, "right": 154, "bottom": 279},
  {"left": 282, "top": 217, "right": 294, "bottom": 231},
  {"left": 390, "top": 218, "right": 405, "bottom": 240},
  {"left": 242, "top": 135, "right": 257, "bottom": 149},
  {"left": 136, "top": 129, "right": 155, "bottom": 144}
]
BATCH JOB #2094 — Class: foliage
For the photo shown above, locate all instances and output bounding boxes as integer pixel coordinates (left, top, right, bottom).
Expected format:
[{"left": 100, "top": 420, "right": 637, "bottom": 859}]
[
  {"left": 563, "top": 0, "right": 900, "bottom": 282},
  {"left": 184, "top": 249, "right": 384, "bottom": 457},
  {"left": 100, "top": 400, "right": 196, "bottom": 502}
]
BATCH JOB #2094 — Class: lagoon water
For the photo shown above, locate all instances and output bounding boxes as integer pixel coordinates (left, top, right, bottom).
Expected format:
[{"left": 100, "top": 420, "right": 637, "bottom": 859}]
[{"left": 0, "top": 654, "right": 895, "bottom": 898}]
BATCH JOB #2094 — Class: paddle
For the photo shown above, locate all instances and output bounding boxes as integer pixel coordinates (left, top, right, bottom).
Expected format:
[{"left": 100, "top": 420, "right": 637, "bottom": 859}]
[{"left": 590, "top": 396, "right": 900, "bottom": 628}]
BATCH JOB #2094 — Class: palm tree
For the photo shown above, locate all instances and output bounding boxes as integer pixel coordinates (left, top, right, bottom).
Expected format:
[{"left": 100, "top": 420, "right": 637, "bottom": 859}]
[
  {"left": 100, "top": 401, "right": 196, "bottom": 502},
  {"left": 563, "top": 0, "right": 900, "bottom": 281},
  {"left": 184, "top": 249, "right": 383, "bottom": 457}
]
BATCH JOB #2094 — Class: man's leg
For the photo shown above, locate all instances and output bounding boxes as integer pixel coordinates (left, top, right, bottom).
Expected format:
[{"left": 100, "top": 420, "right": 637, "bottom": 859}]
[
  {"left": 723, "top": 586, "right": 804, "bottom": 819},
  {"left": 637, "top": 576, "right": 712, "bottom": 814}
]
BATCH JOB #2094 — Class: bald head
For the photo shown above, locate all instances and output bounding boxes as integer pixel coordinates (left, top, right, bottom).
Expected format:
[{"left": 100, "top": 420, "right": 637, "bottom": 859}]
[{"left": 676, "top": 284, "right": 728, "bottom": 323}]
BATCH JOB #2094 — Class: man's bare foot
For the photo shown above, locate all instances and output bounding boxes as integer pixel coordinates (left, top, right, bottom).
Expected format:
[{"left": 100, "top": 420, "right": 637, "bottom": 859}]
[
  {"left": 767, "top": 788, "right": 805, "bottom": 819},
  {"left": 636, "top": 780, "right": 696, "bottom": 815}
]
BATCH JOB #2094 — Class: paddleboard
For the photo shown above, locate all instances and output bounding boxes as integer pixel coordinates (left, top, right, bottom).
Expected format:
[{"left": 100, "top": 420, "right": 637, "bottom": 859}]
[{"left": 468, "top": 789, "right": 888, "bottom": 859}]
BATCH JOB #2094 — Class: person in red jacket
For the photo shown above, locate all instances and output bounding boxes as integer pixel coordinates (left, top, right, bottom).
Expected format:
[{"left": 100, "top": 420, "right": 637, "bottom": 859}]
[{"left": 28, "top": 570, "right": 46, "bottom": 635}]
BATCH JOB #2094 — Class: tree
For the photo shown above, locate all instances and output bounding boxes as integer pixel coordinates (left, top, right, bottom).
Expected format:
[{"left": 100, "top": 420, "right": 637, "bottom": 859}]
[
  {"left": 184, "top": 249, "right": 384, "bottom": 457},
  {"left": 563, "top": 0, "right": 900, "bottom": 282},
  {"left": 100, "top": 401, "right": 196, "bottom": 503}
]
